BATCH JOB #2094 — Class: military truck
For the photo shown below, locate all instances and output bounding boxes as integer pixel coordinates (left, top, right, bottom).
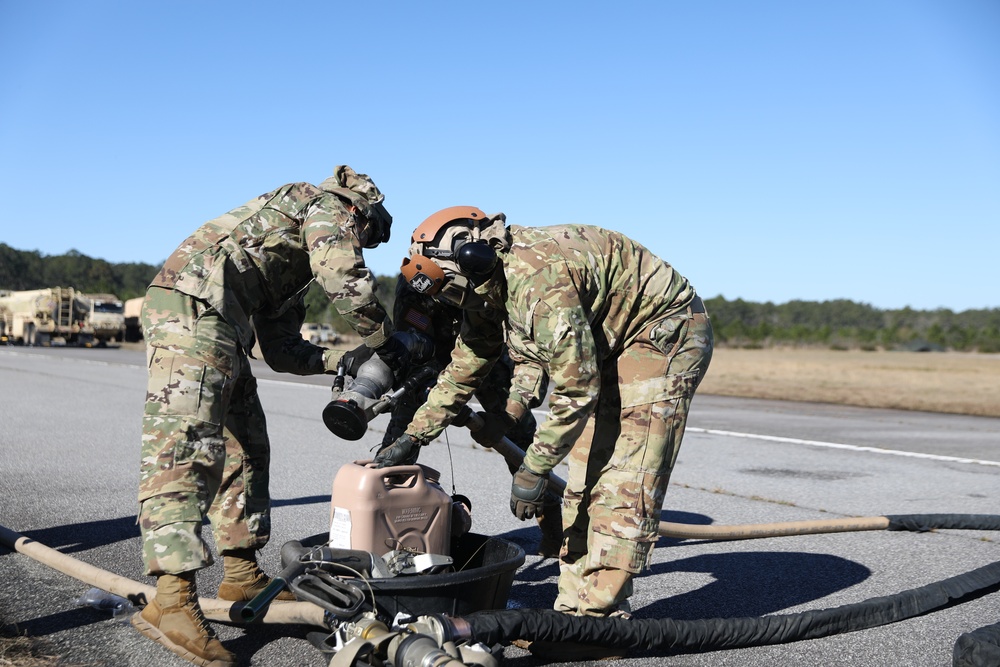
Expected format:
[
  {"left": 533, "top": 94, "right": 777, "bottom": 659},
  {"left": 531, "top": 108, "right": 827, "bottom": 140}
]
[
  {"left": 82, "top": 293, "right": 126, "bottom": 344},
  {"left": 123, "top": 296, "right": 144, "bottom": 342},
  {"left": 0, "top": 287, "right": 95, "bottom": 346}
]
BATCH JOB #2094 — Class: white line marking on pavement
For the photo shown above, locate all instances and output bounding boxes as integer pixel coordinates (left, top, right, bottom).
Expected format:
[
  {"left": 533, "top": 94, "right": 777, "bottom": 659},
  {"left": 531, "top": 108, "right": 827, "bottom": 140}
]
[
  {"left": 258, "top": 378, "right": 330, "bottom": 389},
  {"left": 13, "top": 352, "right": 985, "bottom": 468},
  {"left": 687, "top": 427, "right": 1000, "bottom": 468}
]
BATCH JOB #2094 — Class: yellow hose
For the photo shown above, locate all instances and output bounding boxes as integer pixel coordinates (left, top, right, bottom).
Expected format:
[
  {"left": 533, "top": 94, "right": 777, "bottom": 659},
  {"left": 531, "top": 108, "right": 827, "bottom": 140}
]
[
  {"left": 657, "top": 515, "right": 890, "bottom": 539},
  {"left": 0, "top": 524, "right": 326, "bottom": 627},
  {"left": 488, "top": 437, "right": 892, "bottom": 539}
]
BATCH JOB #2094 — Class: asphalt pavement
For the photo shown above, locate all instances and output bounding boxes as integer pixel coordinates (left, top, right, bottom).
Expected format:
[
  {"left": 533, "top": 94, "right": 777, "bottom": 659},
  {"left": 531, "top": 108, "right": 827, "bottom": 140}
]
[{"left": 1, "top": 346, "right": 998, "bottom": 667}]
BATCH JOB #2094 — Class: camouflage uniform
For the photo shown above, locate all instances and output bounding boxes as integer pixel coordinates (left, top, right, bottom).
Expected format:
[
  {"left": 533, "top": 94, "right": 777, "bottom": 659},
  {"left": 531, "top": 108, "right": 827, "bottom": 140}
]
[
  {"left": 139, "top": 172, "right": 392, "bottom": 576},
  {"left": 382, "top": 277, "right": 564, "bottom": 555},
  {"left": 405, "top": 224, "right": 714, "bottom": 615},
  {"left": 381, "top": 276, "right": 543, "bottom": 452}
]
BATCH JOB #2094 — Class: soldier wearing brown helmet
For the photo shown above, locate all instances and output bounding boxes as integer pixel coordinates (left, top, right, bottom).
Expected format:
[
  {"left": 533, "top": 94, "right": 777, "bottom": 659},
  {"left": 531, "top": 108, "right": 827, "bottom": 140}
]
[
  {"left": 379, "top": 274, "right": 564, "bottom": 557},
  {"left": 377, "top": 206, "right": 713, "bottom": 658},
  {"left": 134, "top": 166, "right": 405, "bottom": 667}
]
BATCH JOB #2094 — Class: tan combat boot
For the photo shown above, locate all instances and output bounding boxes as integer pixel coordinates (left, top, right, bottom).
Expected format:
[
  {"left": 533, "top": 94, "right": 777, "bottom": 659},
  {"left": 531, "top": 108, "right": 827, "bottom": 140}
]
[
  {"left": 131, "top": 572, "right": 235, "bottom": 667},
  {"left": 217, "top": 548, "right": 295, "bottom": 602}
]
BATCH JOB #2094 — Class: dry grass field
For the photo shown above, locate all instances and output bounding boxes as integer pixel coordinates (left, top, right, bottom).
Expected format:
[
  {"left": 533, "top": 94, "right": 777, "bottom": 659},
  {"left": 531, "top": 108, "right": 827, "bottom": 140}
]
[{"left": 698, "top": 347, "right": 1000, "bottom": 418}]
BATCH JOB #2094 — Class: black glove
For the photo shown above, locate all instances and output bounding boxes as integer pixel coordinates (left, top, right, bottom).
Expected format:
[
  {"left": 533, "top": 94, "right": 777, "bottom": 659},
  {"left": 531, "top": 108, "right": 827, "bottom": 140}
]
[
  {"left": 470, "top": 411, "right": 516, "bottom": 448},
  {"left": 374, "top": 334, "right": 411, "bottom": 381},
  {"left": 372, "top": 433, "right": 425, "bottom": 468},
  {"left": 510, "top": 464, "right": 549, "bottom": 520},
  {"left": 338, "top": 343, "right": 374, "bottom": 377}
]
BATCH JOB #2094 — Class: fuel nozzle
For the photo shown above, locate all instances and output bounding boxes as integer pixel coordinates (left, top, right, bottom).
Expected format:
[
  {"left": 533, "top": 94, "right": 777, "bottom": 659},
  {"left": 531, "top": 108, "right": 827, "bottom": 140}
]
[
  {"left": 323, "top": 356, "right": 396, "bottom": 440},
  {"left": 322, "top": 331, "right": 436, "bottom": 441}
]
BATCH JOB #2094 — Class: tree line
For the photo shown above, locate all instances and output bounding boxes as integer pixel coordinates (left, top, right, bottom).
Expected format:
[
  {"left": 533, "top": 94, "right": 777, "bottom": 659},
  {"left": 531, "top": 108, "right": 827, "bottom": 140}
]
[
  {"left": 2, "top": 244, "right": 997, "bottom": 352},
  {"left": 704, "top": 296, "right": 1000, "bottom": 352},
  {"left": 0, "top": 244, "right": 161, "bottom": 301}
]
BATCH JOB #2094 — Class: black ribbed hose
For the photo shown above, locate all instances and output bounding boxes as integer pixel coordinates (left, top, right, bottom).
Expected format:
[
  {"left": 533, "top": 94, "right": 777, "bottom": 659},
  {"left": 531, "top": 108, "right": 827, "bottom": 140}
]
[{"left": 461, "top": 514, "right": 1000, "bottom": 665}]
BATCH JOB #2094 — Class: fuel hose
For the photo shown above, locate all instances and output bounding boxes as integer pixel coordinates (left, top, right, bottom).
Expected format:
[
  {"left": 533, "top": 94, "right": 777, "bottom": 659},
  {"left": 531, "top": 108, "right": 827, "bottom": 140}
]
[
  {"left": 0, "top": 523, "right": 326, "bottom": 628},
  {"left": 2, "top": 513, "right": 998, "bottom": 664},
  {"left": 458, "top": 513, "right": 1000, "bottom": 666},
  {"left": 460, "top": 420, "right": 1000, "bottom": 664}
]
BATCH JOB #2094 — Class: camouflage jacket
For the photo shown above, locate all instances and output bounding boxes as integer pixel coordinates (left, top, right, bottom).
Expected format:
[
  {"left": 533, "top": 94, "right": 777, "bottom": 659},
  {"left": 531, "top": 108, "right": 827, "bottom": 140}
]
[
  {"left": 406, "top": 224, "right": 697, "bottom": 474},
  {"left": 392, "top": 275, "right": 546, "bottom": 421},
  {"left": 151, "top": 180, "right": 391, "bottom": 373},
  {"left": 252, "top": 297, "right": 330, "bottom": 375}
]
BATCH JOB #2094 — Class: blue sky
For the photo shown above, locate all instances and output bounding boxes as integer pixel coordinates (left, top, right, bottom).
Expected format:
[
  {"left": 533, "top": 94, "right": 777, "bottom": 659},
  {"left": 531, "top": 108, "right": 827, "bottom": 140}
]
[{"left": 2, "top": 1, "right": 998, "bottom": 311}]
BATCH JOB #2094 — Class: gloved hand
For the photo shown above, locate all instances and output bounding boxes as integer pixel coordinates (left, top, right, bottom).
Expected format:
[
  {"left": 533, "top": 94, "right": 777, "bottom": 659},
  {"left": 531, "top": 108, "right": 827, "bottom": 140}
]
[
  {"left": 374, "top": 334, "right": 411, "bottom": 381},
  {"left": 470, "top": 411, "right": 516, "bottom": 448},
  {"left": 338, "top": 343, "right": 374, "bottom": 377},
  {"left": 510, "top": 464, "right": 549, "bottom": 520},
  {"left": 372, "top": 433, "right": 425, "bottom": 468}
]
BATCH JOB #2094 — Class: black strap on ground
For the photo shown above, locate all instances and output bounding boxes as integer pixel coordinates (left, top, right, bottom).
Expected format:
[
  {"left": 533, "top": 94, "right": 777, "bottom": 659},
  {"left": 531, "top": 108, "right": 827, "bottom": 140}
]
[{"left": 463, "top": 514, "right": 1000, "bottom": 666}]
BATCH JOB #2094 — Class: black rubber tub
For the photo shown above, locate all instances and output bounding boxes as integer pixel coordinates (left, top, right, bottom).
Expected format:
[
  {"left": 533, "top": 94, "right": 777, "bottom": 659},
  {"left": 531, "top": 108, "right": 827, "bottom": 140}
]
[{"left": 295, "top": 532, "right": 525, "bottom": 619}]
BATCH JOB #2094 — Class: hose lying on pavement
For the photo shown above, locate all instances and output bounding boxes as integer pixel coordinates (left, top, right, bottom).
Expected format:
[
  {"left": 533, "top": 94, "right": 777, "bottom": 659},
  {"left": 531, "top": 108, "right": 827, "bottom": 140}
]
[
  {"left": 0, "top": 523, "right": 326, "bottom": 628},
  {"left": 482, "top": 433, "right": 1000, "bottom": 664},
  {"left": 487, "top": 435, "right": 892, "bottom": 539},
  {"left": 461, "top": 513, "right": 1000, "bottom": 666},
  {"left": 3, "top": 515, "right": 998, "bottom": 666}
]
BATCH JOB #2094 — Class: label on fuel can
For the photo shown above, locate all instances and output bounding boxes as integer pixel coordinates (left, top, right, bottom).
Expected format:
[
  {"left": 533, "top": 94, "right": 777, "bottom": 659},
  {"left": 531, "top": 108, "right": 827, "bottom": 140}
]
[{"left": 329, "top": 506, "right": 352, "bottom": 549}]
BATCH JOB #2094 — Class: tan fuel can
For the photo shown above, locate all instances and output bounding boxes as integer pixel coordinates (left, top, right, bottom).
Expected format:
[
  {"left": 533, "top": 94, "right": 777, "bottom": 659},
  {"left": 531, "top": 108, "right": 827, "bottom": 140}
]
[{"left": 329, "top": 461, "right": 453, "bottom": 557}]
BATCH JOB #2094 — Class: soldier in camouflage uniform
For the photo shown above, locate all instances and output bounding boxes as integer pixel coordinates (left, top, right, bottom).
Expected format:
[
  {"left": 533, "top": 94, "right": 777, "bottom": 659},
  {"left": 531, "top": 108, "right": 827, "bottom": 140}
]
[
  {"left": 133, "top": 166, "right": 403, "bottom": 667},
  {"left": 380, "top": 276, "right": 563, "bottom": 557},
  {"left": 377, "top": 207, "right": 713, "bottom": 645}
]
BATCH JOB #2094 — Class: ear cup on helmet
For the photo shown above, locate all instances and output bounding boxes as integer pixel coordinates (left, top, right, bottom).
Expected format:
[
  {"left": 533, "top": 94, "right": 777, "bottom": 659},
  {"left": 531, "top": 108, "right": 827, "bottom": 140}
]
[
  {"left": 401, "top": 255, "right": 447, "bottom": 295},
  {"left": 456, "top": 241, "right": 497, "bottom": 276}
]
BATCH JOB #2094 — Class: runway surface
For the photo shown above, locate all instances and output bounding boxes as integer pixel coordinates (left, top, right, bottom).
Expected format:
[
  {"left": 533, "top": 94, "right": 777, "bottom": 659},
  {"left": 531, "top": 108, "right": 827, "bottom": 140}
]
[{"left": 1, "top": 346, "right": 998, "bottom": 666}]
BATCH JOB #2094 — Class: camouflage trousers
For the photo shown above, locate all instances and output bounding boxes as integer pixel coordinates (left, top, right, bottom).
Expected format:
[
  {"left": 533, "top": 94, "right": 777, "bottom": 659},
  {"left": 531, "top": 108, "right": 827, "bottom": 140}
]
[
  {"left": 556, "top": 302, "right": 713, "bottom": 615},
  {"left": 138, "top": 286, "right": 271, "bottom": 576}
]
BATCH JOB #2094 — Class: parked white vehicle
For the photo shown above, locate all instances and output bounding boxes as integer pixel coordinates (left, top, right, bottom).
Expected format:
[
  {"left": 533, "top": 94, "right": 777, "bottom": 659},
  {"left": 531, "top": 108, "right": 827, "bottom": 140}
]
[{"left": 300, "top": 322, "right": 339, "bottom": 345}]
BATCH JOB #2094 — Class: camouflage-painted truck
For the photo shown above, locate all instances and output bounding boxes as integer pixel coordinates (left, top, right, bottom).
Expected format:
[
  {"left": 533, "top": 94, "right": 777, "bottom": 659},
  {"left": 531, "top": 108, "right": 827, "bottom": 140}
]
[
  {"left": 0, "top": 287, "right": 96, "bottom": 346},
  {"left": 82, "top": 293, "right": 126, "bottom": 344}
]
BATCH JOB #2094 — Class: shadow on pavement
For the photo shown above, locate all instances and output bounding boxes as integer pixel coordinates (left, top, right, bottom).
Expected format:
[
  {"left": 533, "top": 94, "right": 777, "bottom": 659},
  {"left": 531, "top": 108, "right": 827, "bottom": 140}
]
[
  {"left": 16, "top": 517, "right": 140, "bottom": 554},
  {"left": 4, "top": 606, "right": 120, "bottom": 638},
  {"left": 500, "top": 508, "right": 871, "bottom": 621},
  {"left": 5, "top": 494, "right": 331, "bottom": 555}
]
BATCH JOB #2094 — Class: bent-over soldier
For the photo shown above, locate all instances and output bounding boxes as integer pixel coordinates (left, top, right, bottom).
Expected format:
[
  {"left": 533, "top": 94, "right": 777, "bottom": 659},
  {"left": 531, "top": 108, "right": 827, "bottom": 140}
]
[
  {"left": 380, "top": 275, "right": 563, "bottom": 556},
  {"left": 376, "top": 207, "right": 713, "bottom": 658},
  {"left": 134, "top": 166, "right": 404, "bottom": 667}
]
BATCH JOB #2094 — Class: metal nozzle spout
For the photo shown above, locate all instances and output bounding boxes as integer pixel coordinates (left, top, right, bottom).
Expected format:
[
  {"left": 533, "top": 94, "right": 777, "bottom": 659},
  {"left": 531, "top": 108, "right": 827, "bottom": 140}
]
[{"left": 323, "top": 356, "right": 396, "bottom": 440}]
